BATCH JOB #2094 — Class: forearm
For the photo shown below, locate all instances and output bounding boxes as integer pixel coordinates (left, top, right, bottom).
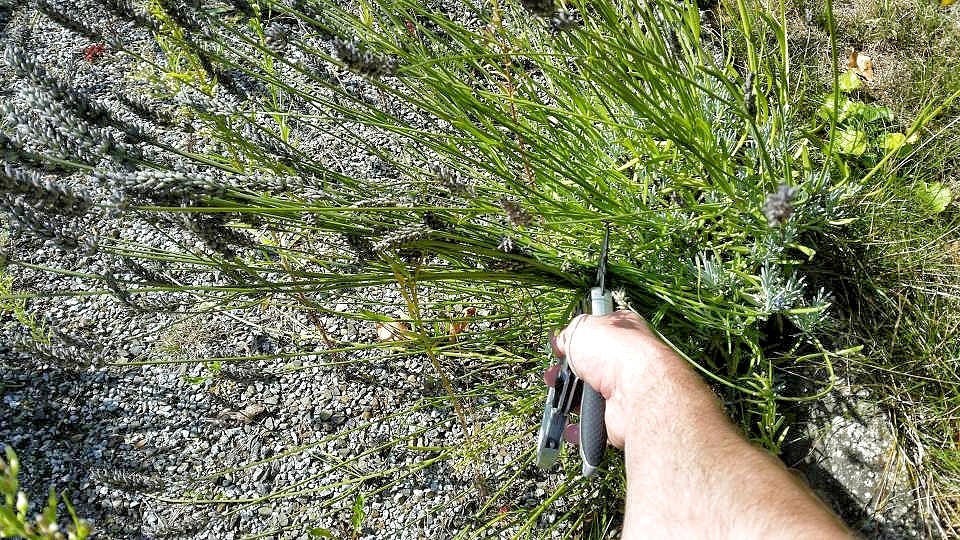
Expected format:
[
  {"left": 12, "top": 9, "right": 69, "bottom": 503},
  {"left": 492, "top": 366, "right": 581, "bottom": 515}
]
[{"left": 621, "top": 359, "right": 851, "bottom": 539}]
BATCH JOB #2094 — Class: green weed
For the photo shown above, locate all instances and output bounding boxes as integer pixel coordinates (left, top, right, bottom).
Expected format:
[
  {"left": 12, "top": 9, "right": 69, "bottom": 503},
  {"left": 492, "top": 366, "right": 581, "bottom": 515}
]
[
  {"left": 2, "top": 0, "right": 959, "bottom": 535},
  {"left": 0, "top": 446, "right": 90, "bottom": 540}
]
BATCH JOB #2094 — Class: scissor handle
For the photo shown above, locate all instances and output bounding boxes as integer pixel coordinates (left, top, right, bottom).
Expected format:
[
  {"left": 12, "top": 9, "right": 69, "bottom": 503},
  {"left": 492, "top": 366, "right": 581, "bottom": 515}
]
[{"left": 579, "top": 286, "right": 612, "bottom": 477}]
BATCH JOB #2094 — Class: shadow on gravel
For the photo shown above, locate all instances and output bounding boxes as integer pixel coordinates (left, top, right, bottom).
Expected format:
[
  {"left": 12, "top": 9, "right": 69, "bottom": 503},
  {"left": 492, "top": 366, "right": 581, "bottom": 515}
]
[
  {"left": 782, "top": 391, "right": 930, "bottom": 540},
  {"left": 0, "top": 346, "right": 214, "bottom": 538}
]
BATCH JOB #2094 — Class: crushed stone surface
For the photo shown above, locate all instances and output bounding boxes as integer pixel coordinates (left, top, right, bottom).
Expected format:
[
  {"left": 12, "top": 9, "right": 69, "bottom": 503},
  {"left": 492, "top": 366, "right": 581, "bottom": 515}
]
[{"left": 0, "top": 1, "right": 939, "bottom": 538}]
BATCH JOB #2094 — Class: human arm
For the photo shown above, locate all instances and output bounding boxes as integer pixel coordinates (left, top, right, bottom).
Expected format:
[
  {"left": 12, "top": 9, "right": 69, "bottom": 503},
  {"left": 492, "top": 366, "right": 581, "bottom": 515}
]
[{"left": 551, "top": 310, "right": 852, "bottom": 539}]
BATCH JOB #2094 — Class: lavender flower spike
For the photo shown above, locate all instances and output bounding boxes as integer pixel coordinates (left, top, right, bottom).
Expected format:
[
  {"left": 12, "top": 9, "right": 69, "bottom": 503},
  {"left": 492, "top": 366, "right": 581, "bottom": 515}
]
[{"left": 762, "top": 184, "right": 798, "bottom": 226}]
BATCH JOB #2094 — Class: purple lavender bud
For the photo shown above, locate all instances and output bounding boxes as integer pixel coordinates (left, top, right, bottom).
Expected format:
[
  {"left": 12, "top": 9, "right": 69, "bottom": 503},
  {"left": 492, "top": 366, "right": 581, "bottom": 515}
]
[
  {"left": 762, "top": 184, "right": 798, "bottom": 226},
  {"left": 499, "top": 197, "right": 533, "bottom": 227}
]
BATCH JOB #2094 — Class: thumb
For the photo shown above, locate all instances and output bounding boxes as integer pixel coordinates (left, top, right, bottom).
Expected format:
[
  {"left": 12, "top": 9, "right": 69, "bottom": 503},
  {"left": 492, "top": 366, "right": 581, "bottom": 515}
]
[
  {"left": 554, "top": 313, "right": 613, "bottom": 396},
  {"left": 553, "top": 310, "right": 657, "bottom": 398}
]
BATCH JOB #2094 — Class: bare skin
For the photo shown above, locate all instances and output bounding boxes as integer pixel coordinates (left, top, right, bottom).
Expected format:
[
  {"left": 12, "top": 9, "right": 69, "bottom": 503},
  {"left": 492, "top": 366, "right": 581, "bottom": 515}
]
[{"left": 548, "top": 310, "right": 853, "bottom": 539}]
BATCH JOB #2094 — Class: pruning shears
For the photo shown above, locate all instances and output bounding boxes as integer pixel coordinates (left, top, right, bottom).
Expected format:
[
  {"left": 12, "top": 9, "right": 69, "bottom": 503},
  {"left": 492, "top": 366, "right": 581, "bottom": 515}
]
[{"left": 536, "top": 226, "right": 612, "bottom": 477}]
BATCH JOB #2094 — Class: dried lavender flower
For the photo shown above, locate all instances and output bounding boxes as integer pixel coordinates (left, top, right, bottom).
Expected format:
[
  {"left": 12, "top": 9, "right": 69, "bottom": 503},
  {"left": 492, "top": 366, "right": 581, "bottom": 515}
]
[
  {"left": 491, "top": 235, "right": 532, "bottom": 271},
  {"left": 549, "top": 9, "right": 581, "bottom": 31},
  {"left": 114, "top": 91, "right": 180, "bottom": 129},
  {"left": 1, "top": 195, "right": 92, "bottom": 253},
  {"left": 4, "top": 43, "right": 112, "bottom": 127},
  {"left": 101, "top": 0, "right": 159, "bottom": 31},
  {"left": 373, "top": 224, "right": 431, "bottom": 253},
  {"left": 90, "top": 467, "right": 164, "bottom": 492},
  {"left": 744, "top": 71, "right": 756, "bottom": 116},
  {"left": 4, "top": 87, "right": 141, "bottom": 166},
  {"left": 434, "top": 165, "right": 472, "bottom": 195},
  {"left": 350, "top": 196, "right": 403, "bottom": 208},
  {"left": 332, "top": 37, "right": 398, "bottom": 77},
  {"left": 500, "top": 197, "right": 533, "bottom": 227},
  {"left": 421, "top": 211, "right": 449, "bottom": 231},
  {"left": 93, "top": 168, "right": 228, "bottom": 204},
  {"left": 343, "top": 232, "right": 375, "bottom": 261},
  {"left": 264, "top": 21, "right": 290, "bottom": 51},
  {"left": 762, "top": 184, "right": 798, "bottom": 226},
  {"left": 102, "top": 270, "right": 152, "bottom": 311},
  {"left": 522, "top": 0, "right": 555, "bottom": 17},
  {"left": 37, "top": 0, "right": 106, "bottom": 43},
  {"left": 1, "top": 161, "right": 93, "bottom": 217}
]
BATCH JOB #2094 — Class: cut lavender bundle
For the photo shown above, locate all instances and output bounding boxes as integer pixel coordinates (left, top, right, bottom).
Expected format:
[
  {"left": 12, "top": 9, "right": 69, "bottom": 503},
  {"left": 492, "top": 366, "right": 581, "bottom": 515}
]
[
  {"left": 1, "top": 161, "right": 93, "bottom": 217},
  {"left": 92, "top": 168, "right": 229, "bottom": 204},
  {"left": 3, "top": 87, "right": 142, "bottom": 166},
  {"left": 1, "top": 195, "right": 97, "bottom": 254}
]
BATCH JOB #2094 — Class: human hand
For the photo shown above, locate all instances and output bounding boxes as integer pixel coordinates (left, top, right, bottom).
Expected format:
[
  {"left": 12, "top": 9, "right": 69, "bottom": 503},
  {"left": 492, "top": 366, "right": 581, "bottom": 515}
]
[
  {"left": 545, "top": 310, "right": 690, "bottom": 448},
  {"left": 545, "top": 311, "right": 852, "bottom": 539}
]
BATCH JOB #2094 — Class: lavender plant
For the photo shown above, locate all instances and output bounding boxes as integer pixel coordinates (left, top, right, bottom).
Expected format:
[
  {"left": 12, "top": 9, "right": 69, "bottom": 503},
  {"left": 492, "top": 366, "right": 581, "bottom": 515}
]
[{"left": 2, "top": 0, "right": 958, "bottom": 536}]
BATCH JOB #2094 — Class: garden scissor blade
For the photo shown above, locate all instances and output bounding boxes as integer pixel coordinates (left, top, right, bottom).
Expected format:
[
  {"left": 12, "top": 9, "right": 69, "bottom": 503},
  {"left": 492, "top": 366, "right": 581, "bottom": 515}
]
[{"left": 536, "top": 226, "right": 612, "bottom": 477}]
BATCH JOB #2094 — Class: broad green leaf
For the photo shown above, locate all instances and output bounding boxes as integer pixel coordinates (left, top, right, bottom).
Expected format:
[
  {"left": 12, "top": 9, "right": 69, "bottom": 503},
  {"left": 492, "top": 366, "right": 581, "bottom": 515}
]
[
  {"left": 881, "top": 132, "right": 907, "bottom": 150},
  {"left": 818, "top": 95, "right": 850, "bottom": 122},
  {"left": 852, "top": 104, "right": 893, "bottom": 123},
  {"left": 835, "top": 128, "right": 868, "bottom": 156},
  {"left": 918, "top": 182, "right": 953, "bottom": 214},
  {"left": 838, "top": 70, "right": 862, "bottom": 93},
  {"left": 308, "top": 527, "right": 336, "bottom": 538}
]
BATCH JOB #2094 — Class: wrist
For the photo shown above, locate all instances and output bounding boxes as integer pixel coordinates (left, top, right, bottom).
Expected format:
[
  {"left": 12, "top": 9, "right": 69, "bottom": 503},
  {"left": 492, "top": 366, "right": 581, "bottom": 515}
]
[{"left": 620, "top": 364, "right": 851, "bottom": 540}]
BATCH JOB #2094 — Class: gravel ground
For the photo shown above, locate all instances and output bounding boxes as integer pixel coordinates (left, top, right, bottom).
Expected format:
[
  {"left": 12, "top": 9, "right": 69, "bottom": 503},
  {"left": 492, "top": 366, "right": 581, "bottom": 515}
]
[
  {"left": 0, "top": 1, "right": 939, "bottom": 539},
  {"left": 0, "top": 1, "right": 574, "bottom": 538}
]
